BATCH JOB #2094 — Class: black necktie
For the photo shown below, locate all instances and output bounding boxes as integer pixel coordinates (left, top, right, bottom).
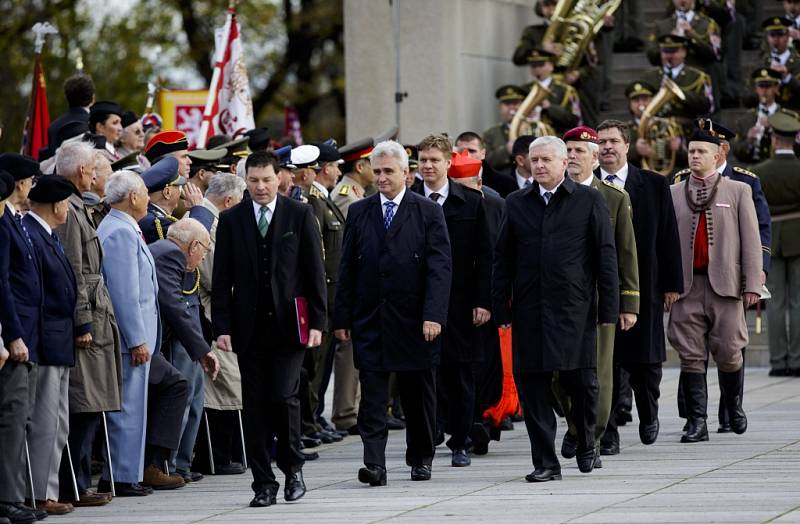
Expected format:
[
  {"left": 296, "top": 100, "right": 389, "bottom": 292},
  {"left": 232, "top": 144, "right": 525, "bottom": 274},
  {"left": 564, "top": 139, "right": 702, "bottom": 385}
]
[
  {"left": 429, "top": 192, "right": 441, "bottom": 203},
  {"left": 52, "top": 232, "right": 64, "bottom": 254}
]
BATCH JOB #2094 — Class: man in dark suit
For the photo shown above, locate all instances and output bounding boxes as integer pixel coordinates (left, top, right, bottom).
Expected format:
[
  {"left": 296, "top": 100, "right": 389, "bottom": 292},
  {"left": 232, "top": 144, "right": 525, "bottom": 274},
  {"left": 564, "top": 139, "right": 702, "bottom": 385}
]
[
  {"left": 42, "top": 74, "right": 95, "bottom": 161},
  {"left": 414, "top": 135, "right": 491, "bottom": 467},
  {"left": 23, "top": 176, "right": 78, "bottom": 515},
  {"left": 454, "top": 132, "right": 518, "bottom": 198},
  {"left": 595, "top": 120, "right": 684, "bottom": 454},
  {"left": 334, "top": 140, "right": 452, "bottom": 486},
  {"left": 493, "top": 136, "right": 619, "bottom": 482},
  {"left": 0, "top": 163, "right": 44, "bottom": 524},
  {"left": 212, "top": 150, "right": 326, "bottom": 508}
]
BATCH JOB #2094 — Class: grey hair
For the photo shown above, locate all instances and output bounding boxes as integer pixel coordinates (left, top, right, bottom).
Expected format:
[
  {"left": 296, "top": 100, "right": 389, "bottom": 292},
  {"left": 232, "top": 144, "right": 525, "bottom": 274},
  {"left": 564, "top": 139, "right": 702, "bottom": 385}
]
[
  {"left": 55, "top": 140, "right": 95, "bottom": 177},
  {"left": 95, "top": 151, "right": 111, "bottom": 172},
  {"left": 586, "top": 141, "right": 599, "bottom": 155},
  {"left": 530, "top": 136, "right": 568, "bottom": 160},
  {"left": 105, "top": 170, "right": 146, "bottom": 204},
  {"left": 206, "top": 173, "right": 246, "bottom": 200},
  {"left": 371, "top": 140, "right": 409, "bottom": 170},
  {"left": 166, "top": 217, "right": 208, "bottom": 244}
]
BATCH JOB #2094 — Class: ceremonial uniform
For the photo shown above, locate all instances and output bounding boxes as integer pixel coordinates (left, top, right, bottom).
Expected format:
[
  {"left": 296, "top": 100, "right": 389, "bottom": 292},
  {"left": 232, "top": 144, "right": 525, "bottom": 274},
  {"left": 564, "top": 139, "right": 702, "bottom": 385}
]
[
  {"left": 733, "top": 106, "right": 779, "bottom": 163},
  {"left": 742, "top": 17, "right": 800, "bottom": 110},
  {"left": 751, "top": 113, "right": 800, "bottom": 374},
  {"left": 483, "top": 85, "right": 526, "bottom": 173},
  {"left": 332, "top": 175, "right": 366, "bottom": 218},
  {"left": 521, "top": 77, "right": 582, "bottom": 136},
  {"left": 640, "top": 65, "right": 713, "bottom": 133},
  {"left": 647, "top": 12, "right": 720, "bottom": 68}
]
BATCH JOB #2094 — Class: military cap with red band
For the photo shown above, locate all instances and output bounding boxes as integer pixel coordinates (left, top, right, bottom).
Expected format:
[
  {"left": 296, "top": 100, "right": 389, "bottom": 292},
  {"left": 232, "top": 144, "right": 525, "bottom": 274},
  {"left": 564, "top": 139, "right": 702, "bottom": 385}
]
[
  {"left": 448, "top": 150, "right": 482, "bottom": 179},
  {"left": 144, "top": 130, "right": 189, "bottom": 162},
  {"left": 562, "top": 126, "right": 598, "bottom": 143}
]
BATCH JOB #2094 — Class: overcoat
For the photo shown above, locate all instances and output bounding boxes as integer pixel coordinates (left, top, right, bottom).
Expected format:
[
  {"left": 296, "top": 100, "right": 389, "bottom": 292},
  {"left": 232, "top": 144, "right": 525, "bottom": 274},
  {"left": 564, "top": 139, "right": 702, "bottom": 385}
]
[
  {"left": 493, "top": 177, "right": 619, "bottom": 373},
  {"left": 334, "top": 190, "right": 452, "bottom": 372}
]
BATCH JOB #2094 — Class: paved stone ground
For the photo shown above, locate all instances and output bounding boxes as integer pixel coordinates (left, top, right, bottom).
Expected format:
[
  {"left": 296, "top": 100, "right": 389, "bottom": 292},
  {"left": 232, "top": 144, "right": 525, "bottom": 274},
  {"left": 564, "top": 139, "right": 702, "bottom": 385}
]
[{"left": 52, "top": 368, "right": 800, "bottom": 523}]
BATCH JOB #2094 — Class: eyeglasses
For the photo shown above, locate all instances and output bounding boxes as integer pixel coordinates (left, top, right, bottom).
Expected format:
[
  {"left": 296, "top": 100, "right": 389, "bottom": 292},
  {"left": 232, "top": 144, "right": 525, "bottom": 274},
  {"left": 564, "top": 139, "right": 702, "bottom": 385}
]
[{"left": 194, "top": 240, "right": 210, "bottom": 252}]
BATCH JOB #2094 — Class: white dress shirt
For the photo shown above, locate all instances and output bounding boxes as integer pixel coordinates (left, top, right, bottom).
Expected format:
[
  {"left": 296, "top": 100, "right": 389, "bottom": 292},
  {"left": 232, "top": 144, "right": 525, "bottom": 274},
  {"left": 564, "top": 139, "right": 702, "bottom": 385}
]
[
  {"left": 423, "top": 179, "right": 449, "bottom": 206},
  {"left": 539, "top": 177, "right": 565, "bottom": 203},
  {"left": 600, "top": 163, "right": 629, "bottom": 189},
  {"left": 252, "top": 197, "right": 277, "bottom": 225},
  {"left": 515, "top": 170, "right": 533, "bottom": 190},
  {"left": 380, "top": 187, "right": 406, "bottom": 217}
]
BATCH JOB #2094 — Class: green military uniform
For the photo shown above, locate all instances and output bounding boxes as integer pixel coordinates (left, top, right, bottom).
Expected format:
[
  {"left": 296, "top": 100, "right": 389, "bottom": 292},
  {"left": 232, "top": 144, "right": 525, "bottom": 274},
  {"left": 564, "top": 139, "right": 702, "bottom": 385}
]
[
  {"left": 640, "top": 65, "right": 713, "bottom": 134},
  {"left": 733, "top": 107, "right": 778, "bottom": 164},
  {"left": 743, "top": 17, "right": 800, "bottom": 110},
  {"left": 646, "top": 13, "right": 720, "bottom": 68},
  {"left": 751, "top": 111, "right": 800, "bottom": 373},
  {"left": 483, "top": 85, "right": 526, "bottom": 173},
  {"left": 512, "top": 23, "right": 547, "bottom": 67},
  {"left": 520, "top": 78, "right": 582, "bottom": 136},
  {"left": 558, "top": 176, "right": 640, "bottom": 450},
  {"left": 331, "top": 174, "right": 365, "bottom": 219},
  {"left": 624, "top": 81, "right": 657, "bottom": 169}
]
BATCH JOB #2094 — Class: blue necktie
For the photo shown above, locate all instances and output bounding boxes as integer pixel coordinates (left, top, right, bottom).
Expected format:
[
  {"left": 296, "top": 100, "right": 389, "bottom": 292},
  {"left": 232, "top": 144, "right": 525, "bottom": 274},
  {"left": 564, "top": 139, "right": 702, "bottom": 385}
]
[
  {"left": 543, "top": 191, "right": 553, "bottom": 205},
  {"left": 605, "top": 174, "right": 617, "bottom": 184},
  {"left": 383, "top": 201, "right": 396, "bottom": 230},
  {"left": 52, "top": 232, "right": 64, "bottom": 254},
  {"left": 14, "top": 214, "right": 33, "bottom": 247}
]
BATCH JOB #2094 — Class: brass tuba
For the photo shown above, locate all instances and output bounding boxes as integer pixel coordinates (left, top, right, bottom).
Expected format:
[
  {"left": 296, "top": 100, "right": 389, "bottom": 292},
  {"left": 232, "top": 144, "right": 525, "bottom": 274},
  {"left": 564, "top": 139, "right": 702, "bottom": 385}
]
[
  {"left": 508, "top": 81, "right": 555, "bottom": 141},
  {"left": 637, "top": 77, "right": 686, "bottom": 176},
  {"left": 542, "top": 0, "right": 623, "bottom": 71}
]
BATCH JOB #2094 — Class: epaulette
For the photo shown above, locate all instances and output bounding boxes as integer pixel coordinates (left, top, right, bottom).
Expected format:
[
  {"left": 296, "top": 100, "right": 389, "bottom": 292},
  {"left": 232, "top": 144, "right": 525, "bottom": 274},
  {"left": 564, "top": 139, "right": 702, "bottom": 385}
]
[
  {"left": 601, "top": 179, "right": 626, "bottom": 193},
  {"left": 732, "top": 166, "right": 757, "bottom": 178},
  {"left": 338, "top": 185, "right": 350, "bottom": 196},
  {"left": 672, "top": 168, "right": 691, "bottom": 184},
  {"left": 309, "top": 185, "right": 322, "bottom": 198}
]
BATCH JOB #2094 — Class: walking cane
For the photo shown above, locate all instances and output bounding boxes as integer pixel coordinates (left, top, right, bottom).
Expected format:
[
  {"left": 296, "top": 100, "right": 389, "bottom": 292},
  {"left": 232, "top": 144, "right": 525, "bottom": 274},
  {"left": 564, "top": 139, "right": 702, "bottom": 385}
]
[
  {"left": 65, "top": 442, "right": 80, "bottom": 502},
  {"left": 237, "top": 409, "right": 248, "bottom": 470},
  {"left": 204, "top": 411, "right": 215, "bottom": 475},
  {"left": 24, "top": 440, "right": 35, "bottom": 508},
  {"left": 101, "top": 412, "right": 116, "bottom": 497}
]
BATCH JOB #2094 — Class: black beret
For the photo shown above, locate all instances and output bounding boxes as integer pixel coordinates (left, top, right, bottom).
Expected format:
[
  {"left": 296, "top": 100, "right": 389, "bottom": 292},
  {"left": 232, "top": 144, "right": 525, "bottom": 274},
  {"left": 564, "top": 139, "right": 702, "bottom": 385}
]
[
  {"left": 28, "top": 175, "right": 74, "bottom": 203},
  {"left": 57, "top": 120, "right": 90, "bottom": 144},
  {"left": 0, "top": 170, "right": 14, "bottom": 200},
  {"left": 121, "top": 111, "right": 139, "bottom": 128},
  {"left": 0, "top": 153, "right": 42, "bottom": 181},
  {"left": 244, "top": 127, "right": 270, "bottom": 151}
]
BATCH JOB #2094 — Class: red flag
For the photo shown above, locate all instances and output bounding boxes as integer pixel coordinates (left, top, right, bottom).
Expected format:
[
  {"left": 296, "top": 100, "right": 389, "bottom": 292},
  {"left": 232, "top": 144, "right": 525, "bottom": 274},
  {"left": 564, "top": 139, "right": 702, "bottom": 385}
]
[{"left": 22, "top": 56, "right": 51, "bottom": 159}]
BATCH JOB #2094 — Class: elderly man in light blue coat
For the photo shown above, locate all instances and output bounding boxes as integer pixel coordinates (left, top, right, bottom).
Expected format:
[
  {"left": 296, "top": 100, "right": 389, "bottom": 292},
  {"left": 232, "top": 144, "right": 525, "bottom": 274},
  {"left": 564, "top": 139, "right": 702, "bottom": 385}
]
[{"left": 96, "top": 170, "right": 162, "bottom": 497}]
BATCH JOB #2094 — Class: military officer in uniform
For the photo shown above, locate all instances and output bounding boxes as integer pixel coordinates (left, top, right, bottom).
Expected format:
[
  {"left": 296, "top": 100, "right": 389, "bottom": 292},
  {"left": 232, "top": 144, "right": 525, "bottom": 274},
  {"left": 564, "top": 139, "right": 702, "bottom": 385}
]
[
  {"left": 743, "top": 17, "right": 800, "bottom": 110},
  {"left": 623, "top": 81, "right": 664, "bottom": 169},
  {"left": 333, "top": 138, "right": 374, "bottom": 218},
  {"left": 751, "top": 111, "right": 800, "bottom": 376},
  {"left": 187, "top": 148, "right": 228, "bottom": 194},
  {"left": 734, "top": 68, "right": 783, "bottom": 164},
  {"left": 482, "top": 85, "right": 526, "bottom": 173},
  {"left": 640, "top": 35, "right": 714, "bottom": 134},
  {"left": 520, "top": 48, "right": 582, "bottom": 136},
  {"left": 558, "top": 127, "right": 640, "bottom": 467}
]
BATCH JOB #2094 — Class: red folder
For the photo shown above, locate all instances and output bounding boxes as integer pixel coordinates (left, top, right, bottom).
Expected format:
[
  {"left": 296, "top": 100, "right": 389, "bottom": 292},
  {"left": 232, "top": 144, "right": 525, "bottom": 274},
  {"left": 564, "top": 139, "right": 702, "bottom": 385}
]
[{"left": 295, "top": 297, "right": 309, "bottom": 345}]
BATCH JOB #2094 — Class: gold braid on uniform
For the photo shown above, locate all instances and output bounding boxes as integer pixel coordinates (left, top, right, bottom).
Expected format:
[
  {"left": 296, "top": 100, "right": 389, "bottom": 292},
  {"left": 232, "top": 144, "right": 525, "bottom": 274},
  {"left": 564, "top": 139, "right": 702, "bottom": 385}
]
[{"left": 156, "top": 215, "right": 201, "bottom": 296}]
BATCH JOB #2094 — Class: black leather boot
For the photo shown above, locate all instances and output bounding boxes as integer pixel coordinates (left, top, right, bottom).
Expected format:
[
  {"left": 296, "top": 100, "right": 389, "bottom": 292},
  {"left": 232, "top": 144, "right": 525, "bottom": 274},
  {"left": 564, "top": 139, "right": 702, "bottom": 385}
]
[
  {"left": 680, "top": 372, "right": 709, "bottom": 443},
  {"left": 718, "top": 369, "right": 747, "bottom": 434}
]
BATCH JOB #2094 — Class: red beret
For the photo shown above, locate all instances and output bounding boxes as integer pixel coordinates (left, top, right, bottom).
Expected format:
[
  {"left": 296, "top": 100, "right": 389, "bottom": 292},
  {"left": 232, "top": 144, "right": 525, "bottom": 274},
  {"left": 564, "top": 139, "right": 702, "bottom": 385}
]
[
  {"left": 144, "top": 130, "right": 189, "bottom": 162},
  {"left": 562, "top": 126, "right": 598, "bottom": 143},
  {"left": 448, "top": 150, "right": 482, "bottom": 179}
]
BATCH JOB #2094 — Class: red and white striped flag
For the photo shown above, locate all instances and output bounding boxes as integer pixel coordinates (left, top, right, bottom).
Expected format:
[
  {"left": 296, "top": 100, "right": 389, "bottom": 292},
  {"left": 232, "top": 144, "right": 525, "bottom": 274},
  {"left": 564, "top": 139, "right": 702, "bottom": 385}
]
[{"left": 198, "top": 5, "right": 255, "bottom": 147}]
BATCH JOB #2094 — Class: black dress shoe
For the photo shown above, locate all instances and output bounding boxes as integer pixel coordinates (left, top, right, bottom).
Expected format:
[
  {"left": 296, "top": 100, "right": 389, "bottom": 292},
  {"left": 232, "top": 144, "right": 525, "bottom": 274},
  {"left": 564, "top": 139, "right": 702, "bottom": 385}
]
[
  {"left": 284, "top": 471, "right": 306, "bottom": 502},
  {"left": 525, "top": 468, "right": 562, "bottom": 482},
  {"left": 561, "top": 432, "right": 577, "bottom": 459},
  {"left": 576, "top": 448, "right": 597, "bottom": 473},
  {"left": 346, "top": 425, "right": 360, "bottom": 436},
  {"left": 599, "top": 440, "right": 619, "bottom": 456},
  {"left": 11, "top": 503, "right": 45, "bottom": 521},
  {"left": 97, "top": 480, "right": 152, "bottom": 496},
  {"left": 215, "top": 462, "right": 246, "bottom": 475},
  {"left": 249, "top": 489, "right": 277, "bottom": 507},
  {"left": 410, "top": 465, "right": 432, "bottom": 481},
  {"left": 178, "top": 470, "right": 204, "bottom": 483},
  {"left": 500, "top": 417, "right": 515, "bottom": 430},
  {"left": 769, "top": 368, "right": 789, "bottom": 377},
  {"left": 301, "top": 450, "right": 319, "bottom": 461},
  {"left": 681, "top": 418, "right": 709, "bottom": 443},
  {"left": 301, "top": 436, "right": 322, "bottom": 448},
  {"left": 434, "top": 430, "right": 445, "bottom": 446},
  {"left": 593, "top": 454, "right": 602, "bottom": 469},
  {"left": 358, "top": 464, "right": 387, "bottom": 486},
  {"left": 317, "top": 416, "right": 336, "bottom": 433},
  {"left": 386, "top": 415, "right": 406, "bottom": 430},
  {"left": 473, "top": 442, "right": 489, "bottom": 455},
  {"left": 717, "top": 422, "right": 732, "bottom": 433},
  {"left": 0, "top": 503, "right": 36, "bottom": 524},
  {"left": 639, "top": 419, "right": 659, "bottom": 445},
  {"left": 308, "top": 430, "right": 341, "bottom": 444},
  {"left": 451, "top": 449, "right": 471, "bottom": 467}
]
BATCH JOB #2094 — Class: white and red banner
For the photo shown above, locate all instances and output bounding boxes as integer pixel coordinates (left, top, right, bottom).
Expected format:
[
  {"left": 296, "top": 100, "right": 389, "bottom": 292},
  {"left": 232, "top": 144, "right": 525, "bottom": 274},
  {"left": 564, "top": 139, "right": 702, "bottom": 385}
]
[{"left": 198, "top": 5, "right": 255, "bottom": 147}]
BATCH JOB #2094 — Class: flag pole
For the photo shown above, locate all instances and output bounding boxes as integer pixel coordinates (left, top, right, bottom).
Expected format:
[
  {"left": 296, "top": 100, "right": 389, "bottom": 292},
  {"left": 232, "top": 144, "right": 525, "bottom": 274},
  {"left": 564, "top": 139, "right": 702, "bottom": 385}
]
[
  {"left": 198, "top": 0, "right": 237, "bottom": 148},
  {"left": 22, "top": 22, "right": 58, "bottom": 156}
]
